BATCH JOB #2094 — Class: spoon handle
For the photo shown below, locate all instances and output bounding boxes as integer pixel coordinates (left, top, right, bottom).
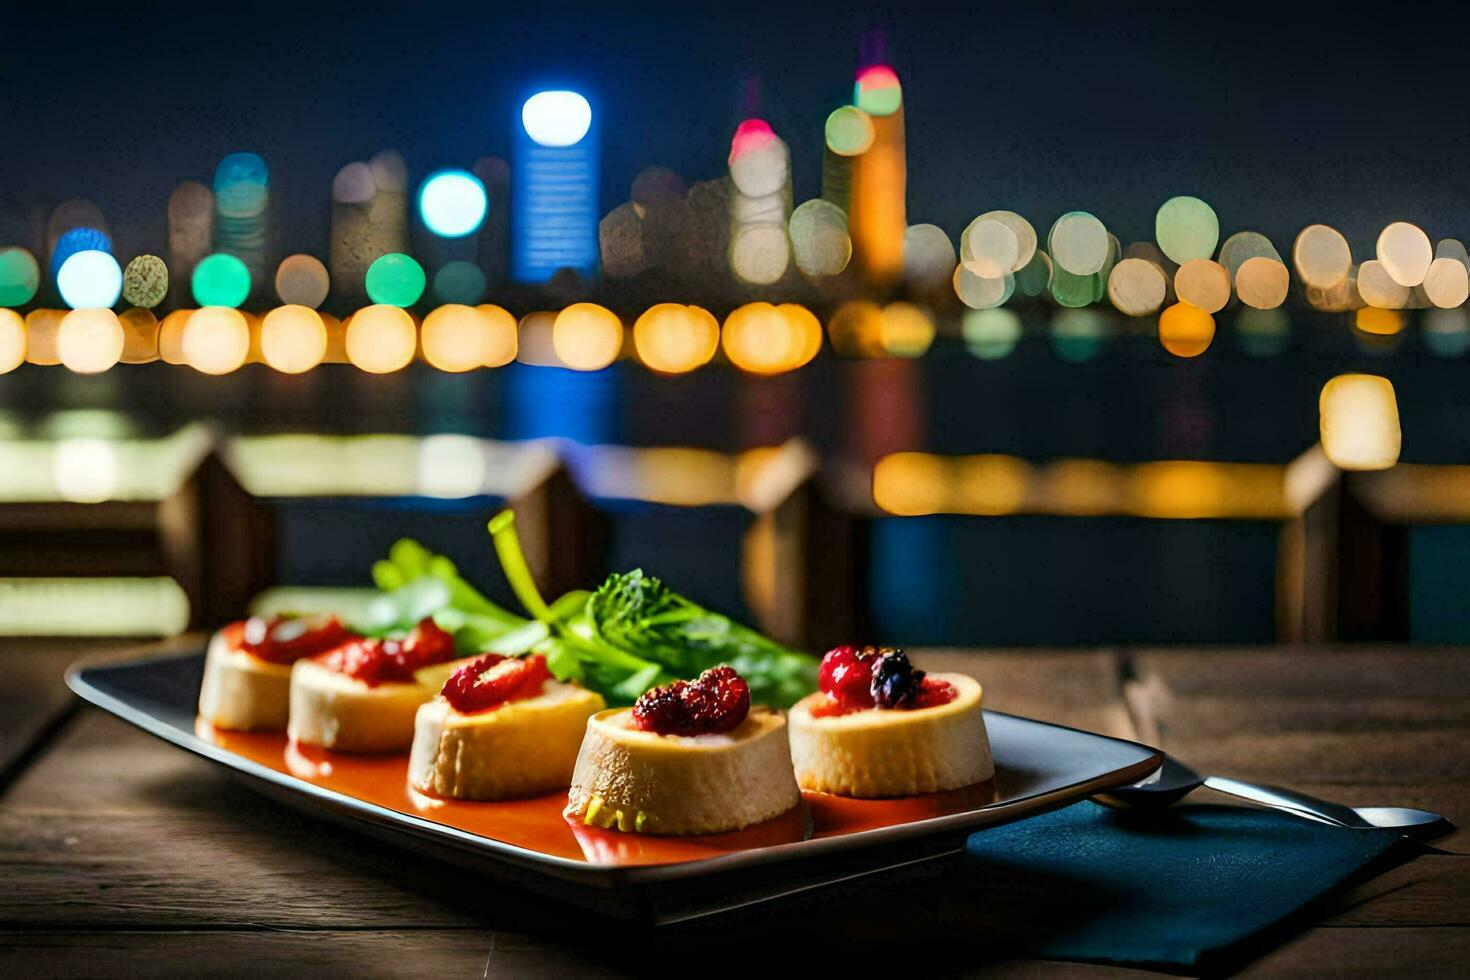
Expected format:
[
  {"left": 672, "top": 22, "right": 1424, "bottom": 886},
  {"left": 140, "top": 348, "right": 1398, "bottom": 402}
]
[{"left": 1203, "top": 776, "right": 1377, "bottom": 829}]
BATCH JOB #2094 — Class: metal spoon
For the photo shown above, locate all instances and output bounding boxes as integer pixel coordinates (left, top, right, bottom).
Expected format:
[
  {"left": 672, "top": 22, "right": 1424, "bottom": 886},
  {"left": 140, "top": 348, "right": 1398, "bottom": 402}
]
[{"left": 1093, "top": 756, "right": 1451, "bottom": 839}]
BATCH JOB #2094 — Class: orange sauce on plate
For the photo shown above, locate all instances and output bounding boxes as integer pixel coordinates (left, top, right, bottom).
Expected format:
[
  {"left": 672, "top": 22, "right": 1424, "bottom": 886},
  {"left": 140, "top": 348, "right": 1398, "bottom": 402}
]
[{"left": 199, "top": 720, "right": 996, "bottom": 867}]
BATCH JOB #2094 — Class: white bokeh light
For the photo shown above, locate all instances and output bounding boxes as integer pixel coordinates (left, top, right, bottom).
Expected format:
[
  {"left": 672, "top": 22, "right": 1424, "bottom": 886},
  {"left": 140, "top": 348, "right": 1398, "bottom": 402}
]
[
  {"left": 521, "top": 90, "right": 591, "bottom": 147},
  {"left": 56, "top": 250, "right": 122, "bottom": 309},
  {"left": 418, "top": 170, "right": 488, "bottom": 238}
]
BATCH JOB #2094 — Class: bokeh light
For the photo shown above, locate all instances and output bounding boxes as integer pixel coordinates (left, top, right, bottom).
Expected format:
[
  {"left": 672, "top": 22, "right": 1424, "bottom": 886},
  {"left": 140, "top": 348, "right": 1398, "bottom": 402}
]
[
  {"left": 365, "top": 253, "right": 426, "bottom": 307},
  {"left": 962, "top": 308, "right": 1022, "bottom": 360},
  {"left": 260, "top": 305, "right": 327, "bottom": 374},
  {"left": 53, "top": 438, "right": 119, "bottom": 503},
  {"left": 191, "top": 253, "right": 251, "bottom": 308},
  {"left": 23, "top": 309, "right": 64, "bottom": 365},
  {"left": 1107, "top": 257, "right": 1167, "bottom": 316},
  {"left": 788, "top": 199, "right": 851, "bottom": 277},
  {"left": 961, "top": 218, "right": 1019, "bottom": 278},
  {"left": 828, "top": 300, "right": 885, "bottom": 357},
  {"left": 1355, "top": 307, "right": 1405, "bottom": 337},
  {"left": 50, "top": 227, "right": 111, "bottom": 280},
  {"left": 1376, "top": 221, "right": 1432, "bottom": 287},
  {"left": 953, "top": 263, "right": 1014, "bottom": 310},
  {"left": 1319, "top": 374, "right": 1400, "bottom": 470},
  {"left": 346, "top": 304, "right": 417, "bottom": 373},
  {"left": 1293, "top": 224, "right": 1352, "bottom": 288},
  {"left": 1174, "top": 258, "right": 1231, "bottom": 313},
  {"left": 55, "top": 308, "right": 123, "bottom": 373},
  {"left": 552, "top": 302, "right": 623, "bottom": 371},
  {"left": 1158, "top": 302, "right": 1215, "bottom": 357},
  {"left": 57, "top": 250, "right": 122, "bottom": 309},
  {"left": 418, "top": 169, "right": 488, "bottom": 238},
  {"left": 1235, "top": 256, "right": 1290, "bottom": 309},
  {"left": 879, "top": 302, "right": 934, "bottom": 357},
  {"left": 432, "top": 260, "right": 487, "bottom": 305},
  {"left": 723, "top": 302, "right": 820, "bottom": 374},
  {"left": 824, "top": 105, "right": 875, "bottom": 155},
  {"left": 730, "top": 223, "right": 790, "bottom": 284},
  {"left": 1423, "top": 307, "right": 1470, "bottom": 357},
  {"left": 478, "top": 305, "right": 519, "bottom": 367},
  {"left": 275, "top": 254, "right": 330, "bottom": 309},
  {"left": 1051, "top": 308, "right": 1110, "bottom": 363},
  {"left": 422, "top": 304, "right": 492, "bottom": 372},
  {"left": 521, "top": 90, "right": 592, "bottom": 147},
  {"left": 1155, "top": 196, "right": 1219, "bottom": 264},
  {"left": 122, "top": 255, "right": 168, "bottom": 308},
  {"left": 118, "top": 306, "right": 159, "bottom": 363},
  {"left": 903, "top": 224, "right": 957, "bottom": 286},
  {"left": 1048, "top": 211, "right": 1109, "bottom": 276},
  {"left": 872, "top": 452, "right": 948, "bottom": 515},
  {"left": 182, "top": 307, "right": 250, "bottom": 375},
  {"left": 0, "top": 247, "right": 41, "bottom": 307},
  {"left": 0, "top": 309, "right": 26, "bottom": 372},
  {"left": 1234, "top": 308, "right": 1291, "bottom": 358},
  {"left": 633, "top": 303, "right": 719, "bottom": 374},
  {"left": 854, "top": 65, "right": 902, "bottom": 116},
  {"left": 1422, "top": 257, "right": 1469, "bottom": 308},
  {"left": 1357, "top": 260, "right": 1410, "bottom": 308}
]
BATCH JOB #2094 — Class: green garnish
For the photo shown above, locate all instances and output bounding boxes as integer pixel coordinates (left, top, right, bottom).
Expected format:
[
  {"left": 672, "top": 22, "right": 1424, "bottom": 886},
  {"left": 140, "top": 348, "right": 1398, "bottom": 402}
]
[{"left": 488, "top": 510, "right": 817, "bottom": 707}]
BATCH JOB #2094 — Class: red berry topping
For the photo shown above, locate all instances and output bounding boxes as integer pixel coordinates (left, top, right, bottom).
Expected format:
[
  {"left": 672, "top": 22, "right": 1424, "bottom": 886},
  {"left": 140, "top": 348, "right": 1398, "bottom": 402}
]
[
  {"left": 315, "top": 618, "right": 456, "bottom": 686},
  {"left": 442, "top": 653, "right": 552, "bottom": 714},
  {"left": 815, "top": 645, "right": 955, "bottom": 713},
  {"left": 239, "top": 614, "right": 352, "bottom": 665},
  {"left": 632, "top": 665, "right": 750, "bottom": 736}
]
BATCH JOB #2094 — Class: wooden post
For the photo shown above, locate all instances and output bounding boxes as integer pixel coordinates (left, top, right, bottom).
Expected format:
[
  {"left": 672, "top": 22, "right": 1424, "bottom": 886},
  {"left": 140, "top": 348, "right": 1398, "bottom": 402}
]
[
  {"left": 505, "top": 456, "right": 606, "bottom": 601},
  {"left": 740, "top": 440, "right": 866, "bottom": 650},
  {"left": 181, "top": 451, "right": 276, "bottom": 628}
]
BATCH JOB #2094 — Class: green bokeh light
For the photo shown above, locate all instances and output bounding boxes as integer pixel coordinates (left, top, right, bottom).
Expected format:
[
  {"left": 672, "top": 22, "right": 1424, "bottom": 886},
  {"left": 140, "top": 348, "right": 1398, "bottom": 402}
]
[
  {"left": 0, "top": 247, "right": 40, "bottom": 307},
  {"left": 824, "top": 106, "right": 875, "bottom": 155},
  {"left": 192, "top": 253, "right": 251, "bottom": 308},
  {"left": 432, "top": 260, "right": 486, "bottom": 305},
  {"left": 1156, "top": 196, "right": 1220, "bottom": 265},
  {"left": 366, "top": 253, "right": 426, "bottom": 307}
]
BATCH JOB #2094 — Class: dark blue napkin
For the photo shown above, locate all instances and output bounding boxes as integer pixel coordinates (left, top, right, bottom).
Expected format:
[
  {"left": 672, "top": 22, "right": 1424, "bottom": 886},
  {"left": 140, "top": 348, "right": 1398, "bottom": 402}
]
[{"left": 962, "top": 801, "right": 1409, "bottom": 971}]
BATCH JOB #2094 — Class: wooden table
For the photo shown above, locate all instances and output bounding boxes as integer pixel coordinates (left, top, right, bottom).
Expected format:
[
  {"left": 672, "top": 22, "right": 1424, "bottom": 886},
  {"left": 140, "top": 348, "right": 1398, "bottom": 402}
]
[{"left": 1, "top": 640, "right": 1466, "bottom": 977}]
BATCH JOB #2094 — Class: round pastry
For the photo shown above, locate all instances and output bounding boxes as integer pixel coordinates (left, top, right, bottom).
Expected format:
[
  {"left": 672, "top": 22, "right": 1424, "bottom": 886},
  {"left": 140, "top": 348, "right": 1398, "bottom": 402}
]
[
  {"left": 788, "top": 646, "right": 994, "bottom": 798},
  {"left": 565, "top": 667, "right": 801, "bottom": 835},
  {"left": 198, "top": 615, "right": 352, "bottom": 732},
  {"left": 409, "top": 653, "right": 605, "bottom": 800},
  {"left": 288, "top": 618, "right": 455, "bottom": 754}
]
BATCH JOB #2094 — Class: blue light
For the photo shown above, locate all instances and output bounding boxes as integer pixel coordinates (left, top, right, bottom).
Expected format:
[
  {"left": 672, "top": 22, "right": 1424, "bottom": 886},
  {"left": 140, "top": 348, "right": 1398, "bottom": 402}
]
[
  {"left": 513, "top": 90, "right": 599, "bottom": 283},
  {"left": 50, "top": 227, "right": 111, "bottom": 281},
  {"left": 418, "top": 170, "right": 488, "bottom": 238},
  {"left": 56, "top": 250, "right": 123, "bottom": 309},
  {"left": 520, "top": 91, "right": 592, "bottom": 147}
]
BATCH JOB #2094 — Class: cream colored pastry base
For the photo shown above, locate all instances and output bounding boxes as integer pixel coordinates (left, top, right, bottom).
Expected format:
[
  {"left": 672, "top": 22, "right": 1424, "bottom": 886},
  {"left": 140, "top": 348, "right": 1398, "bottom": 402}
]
[
  {"left": 288, "top": 658, "right": 433, "bottom": 754},
  {"left": 198, "top": 630, "right": 293, "bottom": 732},
  {"left": 565, "top": 707, "right": 801, "bottom": 835},
  {"left": 788, "top": 672, "right": 994, "bottom": 798},
  {"left": 409, "top": 681, "right": 605, "bottom": 800}
]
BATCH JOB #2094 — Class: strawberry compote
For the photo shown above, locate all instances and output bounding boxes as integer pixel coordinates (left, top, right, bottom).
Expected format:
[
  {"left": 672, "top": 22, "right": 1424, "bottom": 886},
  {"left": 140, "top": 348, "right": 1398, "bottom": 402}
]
[
  {"left": 631, "top": 666, "right": 750, "bottom": 736},
  {"left": 313, "top": 618, "right": 456, "bottom": 687},
  {"left": 442, "top": 653, "right": 552, "bottom": 714},
  {"left": 238, "top": 614, "right": 353, "bottom": 665}
]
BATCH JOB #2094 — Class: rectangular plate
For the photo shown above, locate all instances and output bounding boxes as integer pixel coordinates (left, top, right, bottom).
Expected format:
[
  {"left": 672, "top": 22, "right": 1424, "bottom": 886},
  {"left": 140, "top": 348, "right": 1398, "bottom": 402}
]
[{"left": 68, "top": 647, "right": 1162, "bottom": 923}]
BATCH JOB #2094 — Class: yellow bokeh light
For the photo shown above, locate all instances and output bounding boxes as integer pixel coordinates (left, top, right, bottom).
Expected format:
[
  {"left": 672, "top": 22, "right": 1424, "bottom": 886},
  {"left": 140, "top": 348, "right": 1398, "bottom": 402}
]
[
  {"left": 1357, "top": 259, "right": 1411, "bottom": 309},
  {"left": 1422, "top": 257, "right": 1470, "bottom": 309},
  {"left": 346, "top": 304, "right": 417, "bottom": 374},
  {"left": 828, "top": 300, "right": 886, "bottom": 357},
  {"left": 722, "top": 302, "right": 819, "bottom": 375},
  {"left": 1376, "top": 221, "right": 1432, "bottom": 287},
  {"left": 1293, "top": 225, "right": 1351, "bottom": 289},
  {"left": 23, "top": 309, "right": 64, "bottom": 365},
  {"left": 1235, "top": 256, "right": 1290, "bottom": 309},
  {"left": 158, "top": 309, "right": 192, "bottom": 364},
  {"left": 1354, "top": 307, "right": 1404, "bottom": 336},
  {"left": 182, "top": 307, "right": 250, "bottom": 375},
  {"left": 421, "top": 304, "right": 491, "bottom": 373},
  {"left": 951, "top": 455, "right": 1029, "bottom": 515},
  {"left": 476, "top": 305, "right": 517, "bottom": 367},
  {"left": 57, "top": 308, "right": 124, "bottom": 374},
  {"left": 260, "top": 304, "right": 327, "bottom": 374},
  {"left": 879, "top": 302, "right": 934, "bottom": 357},
  {"left": 633, "top": 303, "right": 719, "bottom": 374},
  {"left": 118, "top": 307, "right": 160, "bottom": 363},
  {"left": 873, "top": 452, "right": 949, "bottom": 516},
  {"left": 1173, "top": 258, "right": 1231, "bottom": 313},
  {"left": 1158, "top": 302, "right": 1215, "bottom": 357},
  {"left": 0, "top": 309, "right": 24, "bottom": 373},
  {"left": 1320, "top": 374, "right": 1401, "bottom": 471},
  {"left": 552, "top": 303, "right": 623, "bottom": 372}
]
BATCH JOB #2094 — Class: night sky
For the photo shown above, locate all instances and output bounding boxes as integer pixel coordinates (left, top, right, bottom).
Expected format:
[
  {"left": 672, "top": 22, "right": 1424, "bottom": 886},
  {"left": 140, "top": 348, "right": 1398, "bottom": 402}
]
[{"left": 3, "top": 2, "right": 1466, "bottom": 262}]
